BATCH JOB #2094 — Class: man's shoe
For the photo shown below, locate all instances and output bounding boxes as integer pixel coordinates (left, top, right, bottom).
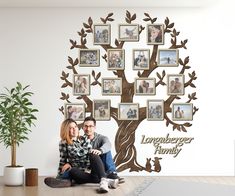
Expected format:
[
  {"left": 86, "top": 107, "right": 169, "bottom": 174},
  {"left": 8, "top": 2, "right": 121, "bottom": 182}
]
[
  {"left": 44, "top": 177, "right": 71, "bottom": 188},
  {"left": 107, "top": 178, "right": 118, "bottom": 189},
  {"left": 107, "top": 172, "right": 125, "bottom": 184},
  {"left": 99, "top": 178, "right": 109, "bottom": 193},
  {"left": 118, "top": 177, "right": 125, "bottom": 184}
]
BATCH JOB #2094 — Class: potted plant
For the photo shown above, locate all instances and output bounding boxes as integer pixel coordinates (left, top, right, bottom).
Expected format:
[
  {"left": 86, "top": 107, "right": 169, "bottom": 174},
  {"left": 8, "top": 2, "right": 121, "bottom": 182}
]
[{"left": 0, "top": 82, "right": 38, "bottom": 186}]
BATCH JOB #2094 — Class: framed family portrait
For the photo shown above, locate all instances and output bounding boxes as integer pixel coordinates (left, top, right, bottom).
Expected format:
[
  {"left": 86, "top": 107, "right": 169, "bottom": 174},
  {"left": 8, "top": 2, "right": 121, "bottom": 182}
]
[
  {"left": 167, "top": 74, "right": 184, "bottom": 95},
  {"left": 65, "top": 103, "right": 85, "bottom": 121},
  {"left": 147, "top": 100, "right": 164, "bottom": 121},
  {"left": 93, "top": 99, "right": 110, "bottom": 120},
  {"left": 133, "top": 49, "right": 150, "bottom": 70},
  {"left": 107, "top": 49, "right": 125, "bottom": 70},
  {"left": 118, "top": 24, "right": 139, "bottom": 41},
  {"left": 93, "top": 24, "right": 111, "bottom": 45},
  {"left": 73, "top": 74, "right": 90, "bottom": 95},
  {"left": 118, "top": 103, "right": 139, "bottom": 120},
  {"left": 172, "top": 103, "right": 193, "bottom": 121},
  {"left": 102, "top": 78, "right": 122, "bottom": 95},
  {"left": 135, "top": 78, "right": 156, "bottom": 95},
  {"left": 158, "top": 49, "right": 179, "bottom": 67},
  {"left": 147, "top": 24, "right": 164, "bottom": 45},
  {"left": 79, "top": 49, "right": 100, "bottom": 66}
]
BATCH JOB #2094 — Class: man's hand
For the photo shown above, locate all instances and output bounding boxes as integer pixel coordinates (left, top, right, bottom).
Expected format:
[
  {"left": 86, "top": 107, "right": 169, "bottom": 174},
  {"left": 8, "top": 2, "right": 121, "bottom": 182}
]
[{"left": 90, "top": 149, "right": 102, "bottom": 155}]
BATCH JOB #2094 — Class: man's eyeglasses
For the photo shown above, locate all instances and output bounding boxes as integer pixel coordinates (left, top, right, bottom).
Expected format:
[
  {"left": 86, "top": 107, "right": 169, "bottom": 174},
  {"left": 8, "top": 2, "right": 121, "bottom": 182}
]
[{"left": 83, "top": 125, "right": 95, "bottom": 129}]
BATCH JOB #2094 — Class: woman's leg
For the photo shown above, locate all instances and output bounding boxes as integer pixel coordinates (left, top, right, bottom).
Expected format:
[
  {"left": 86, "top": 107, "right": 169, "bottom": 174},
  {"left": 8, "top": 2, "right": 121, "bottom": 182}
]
[{"left": 89, "top": 153, "right": 107, "bottom": 179}]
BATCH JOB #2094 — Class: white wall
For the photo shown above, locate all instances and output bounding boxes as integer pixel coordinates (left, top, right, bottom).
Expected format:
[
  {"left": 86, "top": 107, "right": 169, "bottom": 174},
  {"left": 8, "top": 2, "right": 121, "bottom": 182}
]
[{"left": 1, "top": 0, "right": 235, "bottom": 176}]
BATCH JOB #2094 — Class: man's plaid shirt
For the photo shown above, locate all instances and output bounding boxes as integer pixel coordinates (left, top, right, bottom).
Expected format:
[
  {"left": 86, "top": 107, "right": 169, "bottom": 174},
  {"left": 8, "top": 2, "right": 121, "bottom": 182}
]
[{"left": 58, "top": 136, "right": 92, "bottom": 175}]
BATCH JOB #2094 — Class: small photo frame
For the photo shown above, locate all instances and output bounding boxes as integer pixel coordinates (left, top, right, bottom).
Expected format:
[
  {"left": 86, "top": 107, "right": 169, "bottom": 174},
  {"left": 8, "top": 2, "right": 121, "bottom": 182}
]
[
  {"left": 118, "top": 24, "right": 139, "bottom": 41},
  {"left": 167, "top": 74, "right": 184, "bottom": 95},
  {"left": 65, "top": 103, "right": 85, "bottom": 121},
  {"left": 79, "top": 49, "right": 100, "bottom": 66},
  {"left": 118, "top": 103, "right": 139, "bottom": 120},
  {"left": 93, "top": 99, "right": 111, "bottom": 120},
  {"left": 93, "top": 24, "right": 111, "bottom": 45},
  {"left": 102, "top": 78, "right": 122, "bottom": 95},
  {"left": 147, "top": 24, "right": 164, "bottom": 45},
  {"left": 172, "top": 103, "right": 193, "bottom": 121},
  {"left": 73, "top": 74, "right": 90, "bottom": 95},
  {"left": 133, "top": 49, "right": 150, "bottom": 70},
  {"left": 107, "top": 49, "right": 125, "bottom": 70},
  {"left": 147, "top": 100, "right": 164, "bottom": 121},
  {"left": 158, "top": 49, "right": 179, "bottom": 67},
  {"left": 135, "top": 78, "right": 156, "bottom": 95}
]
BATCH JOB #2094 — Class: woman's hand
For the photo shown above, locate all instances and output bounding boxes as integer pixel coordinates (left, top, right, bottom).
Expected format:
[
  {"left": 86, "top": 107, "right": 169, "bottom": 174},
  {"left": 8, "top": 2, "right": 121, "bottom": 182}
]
[{"left": 61, "top": 163, "right": 71, "bottom": 173}]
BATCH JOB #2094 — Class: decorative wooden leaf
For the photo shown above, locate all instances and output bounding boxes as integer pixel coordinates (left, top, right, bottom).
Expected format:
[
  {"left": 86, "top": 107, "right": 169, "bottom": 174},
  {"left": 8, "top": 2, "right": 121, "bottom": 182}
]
[
  {"left": 68, "top": 56, "right": 73, "bottom": 65},
  {"left": 181, "top": 126, "right": 187, "bottom": 132},
  {"left": 166, "top": 120, "right": 170, "bottom": 127},
  {"left": 126, "top": 10, "right": 131, "bottom": 19},
  {"left": 96, "top": 72, "right": 101, "bottom": 80},
  {"left": 143, "top": 18, "right": 150, "bottom": 22},
  {"left": 144, "top": 13, "right": 150, "bottom": 17},
  {"left": 152, "top": 18, "right": 157, "bottom": 23},
  {"left": 165, "top": 17, "right": 169, "bottom": 25},
  {"left": 88, "top": 17, "right": 93, "bottom": 26},
  {"left": 115, "top": 39, "right": 119, "bottom": 46},
  {"left": 66, "top": 66, "right": 73, "bottom": 69},
  {"left": 61, "top": 83, "right": 68, "bottom": 88},
  {"left": 92, "top": 70, "right": 95, "bottom": 78},
  {"left": 91, "top": 81, "right": 98, "bottom": 85},
  {"left": 108, "top": 13, "right": 114, "bottom": 17},
  {"left": 131, "top": 14, "right": 136, "bottom": 21},
  {"left": 168, "top": 23, "right": 174, "bottom": 28},
  {"left": 86, "top": 29, "right": 92, "bottom": 33},
  {"left": 74, "top": 58, "right": 79, "bottom": 65},
  {"left": 100, "top": 17, "right": 105, "bottom": 23},
  {"left": 107, "top": 18, "right": 114, "bottom": 21},
  {"left": 184, "top": 122, "right": 192, "bottom": 127},
  {"left": 184, "top": 56, "right": 190, "bottom": 64},
  {"left": 190, "top": 83, "right": 196, "bottom": 88},
  {"left": 125, "top": 18, "right": 130, "bottom": 24},
  {"left": 83, "top": 23, "right": 90, "bottom": 28}
]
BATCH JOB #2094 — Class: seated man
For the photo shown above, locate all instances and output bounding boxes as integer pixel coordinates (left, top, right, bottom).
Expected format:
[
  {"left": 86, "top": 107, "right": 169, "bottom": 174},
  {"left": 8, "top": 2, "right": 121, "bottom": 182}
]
[{"left": 83, "top": 116, "right": 124, "bottom": 183}]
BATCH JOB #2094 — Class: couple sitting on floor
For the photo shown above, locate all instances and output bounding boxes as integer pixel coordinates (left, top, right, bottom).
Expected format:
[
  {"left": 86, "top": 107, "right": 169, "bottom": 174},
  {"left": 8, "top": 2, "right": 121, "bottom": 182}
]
[{"left": 44, "top": 116, "right": 124, "bottom": 193}]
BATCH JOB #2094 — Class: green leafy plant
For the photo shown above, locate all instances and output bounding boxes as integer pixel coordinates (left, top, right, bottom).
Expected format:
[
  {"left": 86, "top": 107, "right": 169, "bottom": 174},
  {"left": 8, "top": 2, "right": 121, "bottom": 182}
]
[{"left": 0, "top": 82, "right": 38, "bottom": 167}]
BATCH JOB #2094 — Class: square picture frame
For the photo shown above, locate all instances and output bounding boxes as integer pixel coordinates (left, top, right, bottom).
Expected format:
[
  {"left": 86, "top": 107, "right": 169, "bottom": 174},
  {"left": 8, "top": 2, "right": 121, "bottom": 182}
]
[
  {"left": 172, "top": 103, "right": 193, "bottom": 121},
  {"left": 73, "top": 74, "right": 90, "bottom": 95},
  {"left": 93, "top": 99, "right": 111, "bottom": 120},
  {"left": 147, "top": 100, "right": 164, "bottom": 121},
  {"left": 158, "top": 49, "right": 179, "bottom": 67},
  {"left": 107, "top": 49, "right": 125, "bottom": 70},
  {"left": 79, "top": 49, "right": 100, "bottom": 66},
  {"left": 118, "top": 103, "right": 139, "bottom": 120},
  {"left": 93, "top": 24, "right": 111, "bottom": 45},
  {"left": 133, "top": 49, "right": 150, "bottom": 70},
  {"left": 65, "top": 103, "right": 85, "bottom": 121},
  {"left": 147, "top": 24, "right": 164, "bottom": 45},
  {"left": 118, "top": 24, "right": 139, "bottom": 41},
  {"left": 135, "top": 78, "right": 156, "bottom": 95},
  {"left": 167, "top": 74, "right": 184, "bottom": 95},
  {"left": 102, "top": 78, "right": 122, "bottom": 95}
]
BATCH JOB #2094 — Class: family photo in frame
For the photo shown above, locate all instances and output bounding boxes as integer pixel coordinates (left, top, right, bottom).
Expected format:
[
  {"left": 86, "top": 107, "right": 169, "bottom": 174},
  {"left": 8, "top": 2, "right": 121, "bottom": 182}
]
[
  {"left": 93, "top": 99, "right": 110, "bottom": 120},
  {"left": 158, "top": 49, "right": 179, "bottom": 67},
  {"left": 118, "top": 103, "right": 139, "bottom": 120},
  {"left": 133, "top": 49, "right": 150, "bottom": 70},
  {"left": 79, "top": 49, "right": 100, "bottom": 66},
  {"left": 147, "top": 24, "right": 164, "bottom": 45},
  {"left": 118, "top": 24, "right": 139, "bottom": 41},
  {"left": 93, "top": 24, "right": 111, "bottom": 45},
  {"left": 102, "top": 78, "right": 122, "bottom": 95},
  {"left": 147, "top": 100, "right": 164, "bottom": 121},
  {"left": 73, "top": 74, "right": 90, "bottom": 95},
  {"left": 107, "top": 49, "right": 125, "bottom": 70},
  {"left": 65, "top": 103, "right": 85, "bottom": 121},
  {"left": 172, "top": 103, "right": 193, "bottom": 121},
  {"left": 135, "top": 78, "right": 156, "bottom": 95},
  {"left": 167, "top": 74, "right": 184, "bottom": 95}
]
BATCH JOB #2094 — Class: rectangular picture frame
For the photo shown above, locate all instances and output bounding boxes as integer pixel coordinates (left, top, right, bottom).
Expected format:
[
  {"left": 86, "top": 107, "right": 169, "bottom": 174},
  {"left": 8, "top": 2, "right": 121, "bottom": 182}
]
[
  {"left": 118, "top": 103, "right": 139, "bottom": 120},
  {"left": 118, "top": 24, "right": 139, "bottom": 41},
  {"left": 172, "top": 103, "right": 193, "bottom": 121},
  {"left": 167, "top": 74, "right": 184, "bottom": 96},
  {"left": 102, "top": 77, "right": 122, "bottom": 95},
  {"left": 65, "top": 103, "right": 85, "bottom": 121},
  {"left": 79, "top": 49, "right": 100, "bottom": 67},
  {"left": 133, "top": 49, "right": 150, "bottom": 70},
  {"left": 93, "top": 24, "right": 111, "bottom": 45},
  {"left": 147, "top": 24, "right": 164, "bottom": 45},
  {"left": 135, "top": 78, "right": 156, "bottom": 95},
  {"left": 93, "top": 99, "right": 111, "bottom": 120},
  {"left": 107, "top": 49, "right": 125, "bottom": 70},
  {"left": 158, "top": 49, "right": 179, "bottom": 67},
  {"left": 73, "top": 74, "right": 90, "bottom": 96},
  {"left": 147, "top": 100, "right": 164, "bottom": 121}
]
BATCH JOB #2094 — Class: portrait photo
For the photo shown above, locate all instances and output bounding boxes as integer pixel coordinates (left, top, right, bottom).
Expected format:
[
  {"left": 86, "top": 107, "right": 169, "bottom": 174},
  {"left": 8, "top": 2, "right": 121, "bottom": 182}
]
[
  {"left": 107, "top": 49, "right": 125, "bottom": 70},
  {"left": 79, "top": 49, "right": 100, "bottom": 66},
  {"left": 158, "top": 49, "right": 179, "bottom": 67},
  {"left": 73, "top": 74, "right": 90, "bottom": 95},
  {"left": 147, "top": 24, "right": 164, "bottom": 45},
  {"left": 93, "top": 99, "right": 110, "bottom": 120},
  {"left": 167, "top": 74, "right": 184, "bottom": 95},
  {"left": 133, "top": 49, "right": 150, "bottom": 70},
  {"left": 118, "top": 24, "right": 139, "bottom": 41},
  {"left": 93, "top": 24, "right": 111, "bottom": 45},
  {"left": 172, "top": 103, "right": 193, "bottom": 121},
  {"left": 65, "top": 103, "right": 85, "bottom": 121},
  {"left": 102, "top": 78, "right": 122, "bottom": 95},
  {"left": 118, "top": 103, "right": 139, "bottom": 120},
  {"left": 135, "top": 78, "right": 156, "bottom": 95},
  {"left": 147, "top": 100, "right": 164, "bottom": 121}
]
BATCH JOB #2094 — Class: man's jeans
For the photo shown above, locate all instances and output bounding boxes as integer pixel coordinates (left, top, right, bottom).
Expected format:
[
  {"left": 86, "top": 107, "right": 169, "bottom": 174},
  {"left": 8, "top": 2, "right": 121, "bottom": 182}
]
[{"left": 100, "top": 151, "right": 117, "bottom": 174}]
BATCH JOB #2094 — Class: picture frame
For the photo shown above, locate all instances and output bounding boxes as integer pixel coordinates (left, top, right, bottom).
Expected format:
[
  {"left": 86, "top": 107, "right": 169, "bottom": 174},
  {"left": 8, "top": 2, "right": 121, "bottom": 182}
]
[
  {"left": 93, "top": 24, "right": 111, "bottom": 45},
  {"left": 135, "top": 78, "right": 156, "bottom": 95},
  {"left": 147, "top": 24, "right": 164, "bottom": 45},
  {"left": 133, "top": 49, "right": 150, "bottom": 70},
  {"left": 65, "top": 103, "right": 85, "bottom": 121},
  {"left": 167, "top": 74, "right": 184, "bottom": 95},
  {"left": 172, "top": 103, "right": 193, "bottom": 121},
  {"left": 93, "top": 99, "right": 111, "bottom": 120},
  {"left": 79, "top": 49, "right": 100, "bottom": 66},
  {"left": 147, "top": 100, "right": 164, "bottom": 121},
  {"left": 118, "top": 24, "right": 139, "bottom": 41},
  {"left": 118, "top": 103, "right": 139, "bottom": 120},
  {"left": 102, "top": 78, "right": 122, "bottom": 95},
  {"left": 107, "top": 49, "right": 125, "bottom": 70},
  {"left": 158, "top": 49, "right": 179, "bottom": 67},
  {"left": 73, "top": 74, "right": 90, "bottom": 95}
]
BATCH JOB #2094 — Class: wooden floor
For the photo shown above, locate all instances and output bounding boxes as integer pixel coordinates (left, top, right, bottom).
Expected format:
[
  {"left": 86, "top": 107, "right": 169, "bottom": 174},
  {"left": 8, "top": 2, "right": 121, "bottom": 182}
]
[{"left": 1, "top": 176, "right": 235, "bottom": 196}]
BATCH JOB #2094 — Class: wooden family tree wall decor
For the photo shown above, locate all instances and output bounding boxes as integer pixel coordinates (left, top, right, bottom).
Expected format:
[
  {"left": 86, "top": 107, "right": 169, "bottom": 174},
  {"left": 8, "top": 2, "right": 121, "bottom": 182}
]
[{"left": 59, "top": 10, "right": 199, "bottom": 173}]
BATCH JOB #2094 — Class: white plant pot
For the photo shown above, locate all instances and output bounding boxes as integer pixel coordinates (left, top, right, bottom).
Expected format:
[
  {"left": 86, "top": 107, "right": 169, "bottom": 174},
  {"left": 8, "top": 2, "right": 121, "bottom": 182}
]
[{"left": 4, "top": 166, "right": 25, "bottom": 186}]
